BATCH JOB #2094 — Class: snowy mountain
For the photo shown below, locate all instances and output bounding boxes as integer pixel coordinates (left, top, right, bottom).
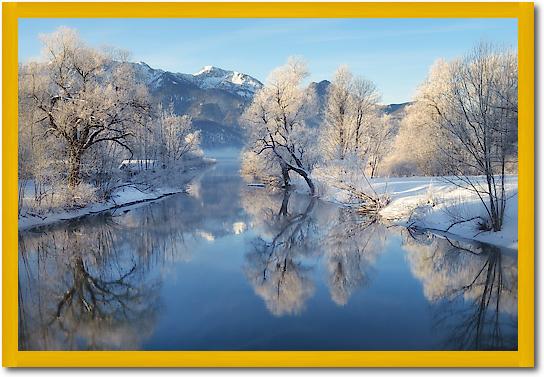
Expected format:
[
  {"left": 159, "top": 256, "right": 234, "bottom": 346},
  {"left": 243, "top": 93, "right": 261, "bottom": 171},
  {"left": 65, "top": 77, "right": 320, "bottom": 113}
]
[
  {"left": 126, "top": 62, "right": 409, "bottom": 148},
  {"left": 125, "top": 62, "right": 263, "bottom": 147},
  {"left": 131, "top": 62, "right": 262, "bottom": 99},
  {"left": 190, "top": 65, "right": 263, "bottom": 99}
]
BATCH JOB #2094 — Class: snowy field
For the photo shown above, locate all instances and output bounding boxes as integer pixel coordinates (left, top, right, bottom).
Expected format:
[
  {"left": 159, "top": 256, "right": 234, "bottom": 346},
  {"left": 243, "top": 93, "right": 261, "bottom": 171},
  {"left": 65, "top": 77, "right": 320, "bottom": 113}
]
[{"left": 309, "top": 173, "right": 518, "bottom": 249}]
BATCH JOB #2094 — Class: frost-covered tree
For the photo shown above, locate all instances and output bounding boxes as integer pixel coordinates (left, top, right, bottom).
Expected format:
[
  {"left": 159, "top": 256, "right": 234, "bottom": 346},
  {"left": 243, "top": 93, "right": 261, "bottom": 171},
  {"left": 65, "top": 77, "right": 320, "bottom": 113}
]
[
  {"left": 319, "top": 66, "right": 381, "bottom": 174},
  {"left": 385, "top": 98, "right": 445, "bottom": 176},
  {"left": 386, "top": 59, "right": 456, "bottom": 177},
  {"left": 351, "top": 76, "right": 381, "bottom": 154},
  {"left": 153, "top": 103, "right": 201, "bottom": 166},
  {"left": 413, "top": 43, "right": 518, "bottom": 231},
  {"left": 320, "top": 66, "right": 354, "bottom": 161},
  {"left": 20, "top": 27, "right": 150, "bottom": 188},
  {"left": 365, "top": 113, "right": 395, "bottom": 178},
  {"left": 18, "top": 63, "right": 66, "bottom": 210},
  {"left": 242, "top": 57, "right": 317, "bottom": 194}
]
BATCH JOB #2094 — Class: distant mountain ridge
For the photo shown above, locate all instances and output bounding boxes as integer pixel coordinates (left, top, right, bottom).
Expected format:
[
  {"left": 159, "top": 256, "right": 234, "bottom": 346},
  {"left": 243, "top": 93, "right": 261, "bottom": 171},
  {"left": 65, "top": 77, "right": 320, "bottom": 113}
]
[
  {"left": 127, "top": 62, "right": 264, "bottom": 147},
  {"left": 381, "top": 102, "right": 411, "bottom": 116},
  {"left": 132, "top": 62, "right": 263, "bottom": 99},
  {"left": 127, "top": 62, "right": 410, "bottom": 148}
]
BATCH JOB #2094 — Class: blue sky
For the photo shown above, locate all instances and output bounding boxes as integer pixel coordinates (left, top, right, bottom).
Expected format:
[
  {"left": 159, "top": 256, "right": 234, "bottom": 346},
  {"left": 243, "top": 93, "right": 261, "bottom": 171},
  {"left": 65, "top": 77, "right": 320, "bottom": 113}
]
[{"left": 19, "top": 18, "right": 517, "bottom": 104}]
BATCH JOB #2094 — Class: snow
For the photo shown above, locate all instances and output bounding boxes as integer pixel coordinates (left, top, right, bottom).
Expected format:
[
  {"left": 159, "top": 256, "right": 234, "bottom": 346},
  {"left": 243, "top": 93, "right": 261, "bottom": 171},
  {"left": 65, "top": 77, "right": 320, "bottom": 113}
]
[
  {"left": 133, "top": 61, "right": 263, "bottom": 98},
  {"left": 194, "top": 65, "right": 215, "bottom": 75},
  {"left": 19, "top": 159, "right": 217, "bottom": 232},
  {"left": 18, "top": 186, "right": 186, "bottom": 231},
  {"left": 118, "top": 159, "right": 157, "bottom": 170},
  {"left": 308, "top": 173, "right": 518, "bottom": 249},
  {"left": 374, "top": 176, "right": 518, "bottom": 249},
  {"left": 190, "top": 65, "right": 263, "bottom": 95},
  {"left": 231, "top": 72, "right": 245, "bottom": 85}
]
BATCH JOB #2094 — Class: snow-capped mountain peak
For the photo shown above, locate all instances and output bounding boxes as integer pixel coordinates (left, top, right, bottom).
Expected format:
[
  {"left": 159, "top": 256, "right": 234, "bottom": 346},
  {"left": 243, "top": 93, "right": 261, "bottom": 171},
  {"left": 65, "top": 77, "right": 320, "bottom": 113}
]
[
  {"left": 131, "top": 62, "right": 262, "bottom": 99},
  {"left": 191, "top": 65, "right": 263, "bottom": 98},
  {"left": 231, "top": 72, "right": 246, "bottom": 85},
  {"left": 193, "top": 65, "right": 223, "bottom": 76}
]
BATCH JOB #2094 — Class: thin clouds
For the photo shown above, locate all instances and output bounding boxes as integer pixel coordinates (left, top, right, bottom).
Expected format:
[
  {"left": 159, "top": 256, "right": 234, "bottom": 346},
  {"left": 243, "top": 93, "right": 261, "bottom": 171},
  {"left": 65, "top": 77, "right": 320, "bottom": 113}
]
[
  {"left": 163, "top": 19, "right": 345, "bottom": 56},
  {"left": 18, "top": 18, "right": 517, "bottom": 104},
  {"left": 298, "top": 19, "right": 516, "bottom": 44}
]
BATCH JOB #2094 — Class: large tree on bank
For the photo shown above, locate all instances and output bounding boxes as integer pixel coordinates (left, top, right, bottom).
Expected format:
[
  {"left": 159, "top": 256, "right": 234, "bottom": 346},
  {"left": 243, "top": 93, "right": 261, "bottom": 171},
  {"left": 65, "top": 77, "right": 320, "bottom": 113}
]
[
  {"left": 19, "top": 27, "right": 150, "bottom": 188},
  {"left": 412, "top": 43, "right": 518, "bottom": 231},
  {"left": 242, "top": 57, "right": 317, "bottom": 195}
]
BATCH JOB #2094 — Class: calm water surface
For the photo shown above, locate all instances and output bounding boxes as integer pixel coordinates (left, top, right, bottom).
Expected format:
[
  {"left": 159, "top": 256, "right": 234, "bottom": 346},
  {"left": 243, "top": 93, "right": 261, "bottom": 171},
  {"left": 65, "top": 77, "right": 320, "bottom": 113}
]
[{"left": 18, "top": 151, "right": 518, "bottom": 350}]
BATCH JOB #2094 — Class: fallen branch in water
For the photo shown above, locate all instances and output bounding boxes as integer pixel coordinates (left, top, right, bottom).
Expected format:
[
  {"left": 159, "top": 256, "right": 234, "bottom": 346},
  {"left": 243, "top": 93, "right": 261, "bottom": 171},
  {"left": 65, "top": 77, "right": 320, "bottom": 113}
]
[
  {"left": 445, "top": 216, "right": 485, "bottom": 232},
  {"left": 332, "top": 182, "right": 390, "bottom": 215}
]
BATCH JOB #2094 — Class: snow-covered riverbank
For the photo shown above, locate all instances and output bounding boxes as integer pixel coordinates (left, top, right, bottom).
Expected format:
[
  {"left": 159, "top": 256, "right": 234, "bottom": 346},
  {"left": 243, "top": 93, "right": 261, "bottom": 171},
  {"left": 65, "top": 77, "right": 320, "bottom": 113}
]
[
  {"left": 308, "top": 172, "right": 518, "bottom": 249},
  {"left": 375, "top": 176, "right": 518, "bottom": 249},
  {"left": 19, "top": 159, "right": 216, "bottom": 231},
  {"left": 19, "top": 186, "right": 185, "bottom": 231}
]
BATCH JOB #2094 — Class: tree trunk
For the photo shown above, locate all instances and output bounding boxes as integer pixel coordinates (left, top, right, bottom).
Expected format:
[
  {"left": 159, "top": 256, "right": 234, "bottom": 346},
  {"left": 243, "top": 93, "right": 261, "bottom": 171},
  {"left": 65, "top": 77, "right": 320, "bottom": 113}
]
[
  {"left": 67, "top": 147, "right": 82, "bottom": 188},
  {"left": 279, "top": 190, "right": 291, "bottom": 217},
  {"left": 303, "top": 173, "right": 316, "bottom": 196},
  {"left": 281, "top": 163, "right": 291, "bottom": 188},
  {"left": 288, "top": 166, "right": 315, "bottom": 196},
  {"left": 354, "top": 127, "right": 360, "bottom": 153},
  {"left": 370, "top": 158, "right": 378, "bottom": 179},
  {"left": 339, "top": 127, "right": 345, "bottom": 161}
]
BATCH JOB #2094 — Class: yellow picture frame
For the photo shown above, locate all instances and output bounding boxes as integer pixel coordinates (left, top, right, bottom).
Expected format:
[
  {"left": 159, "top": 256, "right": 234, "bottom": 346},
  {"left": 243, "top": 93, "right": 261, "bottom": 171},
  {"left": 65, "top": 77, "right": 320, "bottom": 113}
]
[{"left": 2, "top": 1, "right": 534, "bottom": 368}]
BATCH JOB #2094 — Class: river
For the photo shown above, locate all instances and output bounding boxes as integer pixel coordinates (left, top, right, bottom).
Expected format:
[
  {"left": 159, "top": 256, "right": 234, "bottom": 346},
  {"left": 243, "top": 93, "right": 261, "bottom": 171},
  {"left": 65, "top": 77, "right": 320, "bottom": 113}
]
[{"left": 18, "top": 150, "right": 518, "bottom": 351}]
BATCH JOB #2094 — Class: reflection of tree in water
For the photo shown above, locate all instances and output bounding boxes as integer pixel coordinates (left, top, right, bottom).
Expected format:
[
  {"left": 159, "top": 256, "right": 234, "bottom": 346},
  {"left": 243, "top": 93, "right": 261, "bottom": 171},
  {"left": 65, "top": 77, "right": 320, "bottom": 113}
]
[
  {"left": 243, "top": 190, "right": 318, "bottom": 316},
  {"left": 243, "top": 188, "right": 388, "bottom": 314},
  {"left": 402, "top": 230, "right": 517, "bottom": 350},
  {"left": 18, "top": 201, "right": 197, "bottom": 350},
  {"left": 19, "top": 183, "right": 250, "bottom": 350},
  {"left": 19, "top": 178, "right": 519, "bottom": 350},
  {"left": 322, "top": 209, "right": 386, "bottom": 306}
]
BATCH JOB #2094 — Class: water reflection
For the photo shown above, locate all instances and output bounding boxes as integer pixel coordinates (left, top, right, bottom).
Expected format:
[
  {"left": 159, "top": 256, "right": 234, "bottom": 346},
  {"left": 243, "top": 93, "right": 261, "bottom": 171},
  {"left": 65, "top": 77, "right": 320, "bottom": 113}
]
[
  {"left": 322, "top": 207, "right": 386, "bottom": 306},
  {"left": 18, "top": 157, "right": 517, "bottom": 351},
  {"left": 243, "top": 190, "right": 318, "bottom": 316},
  {"left": 242, "top": 188, "right": 388, "bottom": 312},
  {"left": 19, "top": 218, "right": 161, "bottom": 350},
  {"left": 402, "top": 230, "right": 517, "bottom": 350}
]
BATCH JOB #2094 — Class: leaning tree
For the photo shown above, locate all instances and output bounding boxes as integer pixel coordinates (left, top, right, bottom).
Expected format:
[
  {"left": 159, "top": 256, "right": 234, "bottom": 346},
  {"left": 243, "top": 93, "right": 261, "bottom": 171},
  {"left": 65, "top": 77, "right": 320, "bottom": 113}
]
[{"left": 242, "top": 57, "right": 317, "bottom": 194}]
